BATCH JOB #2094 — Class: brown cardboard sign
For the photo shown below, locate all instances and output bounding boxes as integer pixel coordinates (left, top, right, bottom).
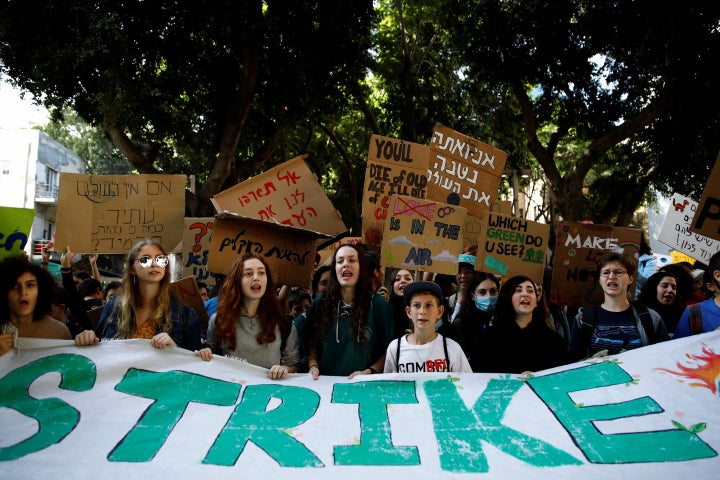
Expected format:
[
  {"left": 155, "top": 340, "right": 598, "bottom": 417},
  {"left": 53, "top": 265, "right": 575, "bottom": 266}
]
[
  {"left": 207, "top": 213, "right": 330, "bottom": 288},
  {"left": 381, "top": 195, "right": 466, "bottom": 275},
  {"left": 476, "top": 212, "right": 550, "bottom": 284},
  {"left": 426, "top": 125, "right": 507, "bottom": 219},
  {"left": 550, "top": 222, "right": 642, "bottom": 307},
  {"left": 461, "top": 201, "right": 513, "bottom": 249},
  {"left": 182, "top": 217, "right": 216, "bottom": 286},
  {"left": 361, "top": 135, "right": 430, "bottom": 247},
  {"left": 690, "top": 151, "right": 720, "bottom": 242},
  {"left": 55, "top": 173, "right": 186, "bottom": 254},
  {"left": 170, "top": 276, "right": 210, "bottom": 334},
  {"left": 210, "top": 155, "right": 347, "bottom": 238}
]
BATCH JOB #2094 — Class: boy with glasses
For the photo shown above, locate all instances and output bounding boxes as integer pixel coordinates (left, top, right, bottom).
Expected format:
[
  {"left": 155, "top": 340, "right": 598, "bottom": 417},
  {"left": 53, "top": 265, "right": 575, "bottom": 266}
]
[{"left": 569, "top": 252, "right": 669, "bottom": 359}]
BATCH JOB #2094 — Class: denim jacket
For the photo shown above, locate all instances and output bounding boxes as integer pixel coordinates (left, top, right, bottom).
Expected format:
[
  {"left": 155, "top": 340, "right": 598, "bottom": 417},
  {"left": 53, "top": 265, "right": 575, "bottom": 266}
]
[{"left": 96, "top": 294, "right": 201, "bottom": 351}]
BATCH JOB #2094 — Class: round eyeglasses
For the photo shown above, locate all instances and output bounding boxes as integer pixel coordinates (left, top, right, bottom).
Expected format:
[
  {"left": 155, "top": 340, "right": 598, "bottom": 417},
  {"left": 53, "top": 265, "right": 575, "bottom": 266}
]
[{"left": 137, "top": 254, "right": 169, "bottom": 268}]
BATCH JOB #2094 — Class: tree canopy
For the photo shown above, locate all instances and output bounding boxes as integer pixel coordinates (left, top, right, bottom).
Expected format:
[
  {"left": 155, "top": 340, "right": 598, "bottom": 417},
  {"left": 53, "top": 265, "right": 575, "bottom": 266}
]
[{"left": 1, "top": 0, "right": 718, "bottom": 231}]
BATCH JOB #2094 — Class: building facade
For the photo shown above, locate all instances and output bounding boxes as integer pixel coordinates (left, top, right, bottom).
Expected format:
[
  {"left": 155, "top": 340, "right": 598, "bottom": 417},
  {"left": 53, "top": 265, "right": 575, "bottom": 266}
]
[{"left": 0, "top": 128, "right": 85, "bottom": 258}]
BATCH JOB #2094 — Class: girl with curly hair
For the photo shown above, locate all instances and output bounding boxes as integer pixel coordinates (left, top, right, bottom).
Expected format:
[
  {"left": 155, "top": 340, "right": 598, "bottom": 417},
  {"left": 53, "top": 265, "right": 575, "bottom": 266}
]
[
  {"left": 304, "top": 243, "right": 393, "bottom": 379},
  {"left": 1, "top": 255, "right": 71, "bottom": 356}
]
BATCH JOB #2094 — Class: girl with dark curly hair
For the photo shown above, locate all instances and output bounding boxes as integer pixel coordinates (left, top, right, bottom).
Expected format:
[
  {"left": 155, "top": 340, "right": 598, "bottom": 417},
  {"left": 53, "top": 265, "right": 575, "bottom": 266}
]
[
  {"left": 305, "top": 243, "right": 393, "bottom": 379},
  {"left": 1, "top": 255, "right": 70, "bottom": 356}
]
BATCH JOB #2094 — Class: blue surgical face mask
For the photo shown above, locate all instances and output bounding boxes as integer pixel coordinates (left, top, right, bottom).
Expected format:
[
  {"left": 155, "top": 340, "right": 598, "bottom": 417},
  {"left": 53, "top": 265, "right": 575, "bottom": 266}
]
[{"left": 475, "top": 295, "right": 497, "bottom": 312}]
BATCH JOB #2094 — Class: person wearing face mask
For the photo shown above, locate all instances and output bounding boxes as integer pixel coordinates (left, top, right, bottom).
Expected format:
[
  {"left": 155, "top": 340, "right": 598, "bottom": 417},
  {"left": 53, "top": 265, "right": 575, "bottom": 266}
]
[{"left": 438, "top": 271, "right": 498, "bottom": 370}]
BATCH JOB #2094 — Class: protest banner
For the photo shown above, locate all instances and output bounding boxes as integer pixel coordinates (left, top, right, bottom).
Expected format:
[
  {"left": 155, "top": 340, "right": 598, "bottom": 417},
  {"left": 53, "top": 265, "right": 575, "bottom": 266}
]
[
  {"left": 550, "top": 222, "right": 642, "bottom": 307},
  {"left": 476, "top": 212, "right": 550, "bottom": 284},
  {"left": 690, "top": 151, "right": 720, "bottom": 241},
  {"left": 207, "top": 213, "right": 330, "bottom": 288},
  {"left": 210, "top": 155, "right": 347, "bottom": 239},
  {"left": 182, "top": 217, "right": 215, "bottom": 285},
  {"left": 0, "top": 206, "right": 34, "bottom": 260},
  {"left": 381, "top": 194, "right": 466, "bottom": 275},
  {"left": 170, "top": 276, "right": 210, "bottom": 333},
  {"left": 426, "top": 125, "right": 507, "bottom": 219},
  {"left": 657, "top": 193, "right": 720, "bottom": 264},
  {"left": 362, "top": 135, "right": 430, "bottom": 247},
  {"left": 2, "top": 333, "right": 719, "bottom": 480},
  {"left": 54, "top": 173, "right": 186, "bottom": 254}
]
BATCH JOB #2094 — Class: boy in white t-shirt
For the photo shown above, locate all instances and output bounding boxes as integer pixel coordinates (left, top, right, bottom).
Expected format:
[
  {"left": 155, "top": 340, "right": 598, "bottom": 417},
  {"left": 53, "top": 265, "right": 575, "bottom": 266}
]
[{"left": 384, "top": 281, "right": 471, "bottom": 373}]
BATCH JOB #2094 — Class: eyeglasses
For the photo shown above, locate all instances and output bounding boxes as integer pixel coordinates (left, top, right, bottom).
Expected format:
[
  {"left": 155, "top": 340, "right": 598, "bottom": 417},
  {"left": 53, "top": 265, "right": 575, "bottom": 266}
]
[
  {"left": 137, "top": 254, "right": 169, "bottom": 268},
  {"left": 600, "top": 269, "right": 627, "bottom": 277}
]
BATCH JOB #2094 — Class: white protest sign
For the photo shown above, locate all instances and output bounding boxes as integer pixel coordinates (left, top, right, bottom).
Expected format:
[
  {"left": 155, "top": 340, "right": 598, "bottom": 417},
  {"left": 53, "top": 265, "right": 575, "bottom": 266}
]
[
  {"left": 2, "top": 334, "right": 719, "bottom": 480},
  {"left": 657, "top": 193, "right": 720, "bottom": 264}
]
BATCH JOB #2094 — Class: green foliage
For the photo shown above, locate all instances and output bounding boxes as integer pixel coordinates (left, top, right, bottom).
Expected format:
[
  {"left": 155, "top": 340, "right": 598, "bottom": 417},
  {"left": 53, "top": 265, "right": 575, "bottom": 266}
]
[
  {"left": 2, "top": 1, "right": 718, "bottom": 228},
  {"left": 40, "top": 109, "right": 133, "bottom": 175}
]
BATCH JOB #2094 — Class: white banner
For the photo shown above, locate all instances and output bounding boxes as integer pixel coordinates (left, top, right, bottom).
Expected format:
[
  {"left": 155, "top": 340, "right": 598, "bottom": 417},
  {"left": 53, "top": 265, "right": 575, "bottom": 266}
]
[{"left": 2, "top": 333, "right": 720, "bottom": 479}]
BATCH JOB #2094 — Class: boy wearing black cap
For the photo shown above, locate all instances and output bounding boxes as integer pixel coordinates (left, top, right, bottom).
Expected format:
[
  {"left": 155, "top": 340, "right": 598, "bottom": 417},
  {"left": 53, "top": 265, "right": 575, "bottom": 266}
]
[{"left": 383, "top": 281, "right": 471, "bottom": 373}]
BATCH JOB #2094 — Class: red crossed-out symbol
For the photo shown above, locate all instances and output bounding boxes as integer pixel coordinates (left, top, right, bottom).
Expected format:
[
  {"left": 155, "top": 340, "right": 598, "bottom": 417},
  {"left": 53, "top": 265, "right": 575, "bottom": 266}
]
[{"left": 392, "top": 197, "right": 436, "bottom": 220}]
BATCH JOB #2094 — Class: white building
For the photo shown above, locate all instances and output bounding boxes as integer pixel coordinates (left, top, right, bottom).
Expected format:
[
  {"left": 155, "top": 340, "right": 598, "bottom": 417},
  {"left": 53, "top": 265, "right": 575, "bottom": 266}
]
[{"left": 0, "top": 128, "right": 85, "bottom": 258}]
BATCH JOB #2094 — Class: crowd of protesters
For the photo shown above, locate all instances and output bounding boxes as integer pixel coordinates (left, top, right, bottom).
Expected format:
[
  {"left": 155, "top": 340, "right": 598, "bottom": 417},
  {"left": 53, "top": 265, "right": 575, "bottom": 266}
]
[{"left": 2, "top": 234, "right": 719, "bottom": 379}]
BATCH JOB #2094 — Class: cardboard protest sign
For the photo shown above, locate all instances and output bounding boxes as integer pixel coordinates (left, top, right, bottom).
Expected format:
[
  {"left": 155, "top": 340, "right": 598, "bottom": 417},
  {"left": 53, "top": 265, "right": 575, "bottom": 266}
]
[
  {"left": 476, "top": 212, "right": 550, "bottom": 284},
  {"left": 316, "top": 236, "right": 364, "bottom": 267},
  {"left": 3, "top": 333, "right": 720, "bottom": 480},
  {"left": 170, "top": 276, "right": 210, "bottom": 334},
  {"left": 182, "top": 217, "right": 216, "bottom": 285},
  {"left": 657, "top": 193, "right": 720, "bottom": 264},
  {"left": 381, "top": 195, "right": 466, "bottom": 275},
  {"left": 426, "top": 125, "right": 507, "bottom": 219},
  {"left": 54, "top": 173, "right": 186, "bottom": 254},
  {"left": 462, "top": 201, "right": 514, "bottom": 250},
  {"left": 690, "top": 151, "right": 720, "bottom": 241},
  {"left": 210, "top": 155, "right": 347, "bottom": 238},
  {"left": 207, "top": 213, "right": 330, "bottom": 288},
  {"left": 550, "top": 222, "right": 642, "bottom": 307},
  {"left": 362, "top": 135, "right": 430, "bottom": 247},
  {"left": 0, "top": 206, "right": 34, "bottom": 260}
]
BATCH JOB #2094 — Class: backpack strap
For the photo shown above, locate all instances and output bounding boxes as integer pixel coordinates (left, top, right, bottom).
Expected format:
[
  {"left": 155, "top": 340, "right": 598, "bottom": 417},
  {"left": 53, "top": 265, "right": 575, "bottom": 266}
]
[
  {"left": 688, "top": 304, "right": 703, "bottom": 335},
  {"left": 632, "top": 301, "right": 657, "bottom": 345},
  {"left": 442, "top": 334, "right": 450, "bottom": 372},
  {"left": 580, "top": 305, "right": 598, "bottom": 354},
  {"left": 395, "top": 335, "right": 402, "bottom": 370}
]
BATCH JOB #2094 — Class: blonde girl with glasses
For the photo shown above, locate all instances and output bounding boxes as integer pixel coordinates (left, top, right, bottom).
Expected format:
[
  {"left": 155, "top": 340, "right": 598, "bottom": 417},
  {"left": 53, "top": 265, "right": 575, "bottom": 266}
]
[{"left": 75, "top": 239, "right": 201, "bottom": 351}]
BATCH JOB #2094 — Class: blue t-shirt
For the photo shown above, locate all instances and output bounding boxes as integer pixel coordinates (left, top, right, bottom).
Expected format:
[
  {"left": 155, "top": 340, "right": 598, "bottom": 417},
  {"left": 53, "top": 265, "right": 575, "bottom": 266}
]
[
  {"left": 673, "top": 297, "right": 720, "bottom": 338},
  {"left": 590, "top": 307, "right": 643, "bottom": 355}
]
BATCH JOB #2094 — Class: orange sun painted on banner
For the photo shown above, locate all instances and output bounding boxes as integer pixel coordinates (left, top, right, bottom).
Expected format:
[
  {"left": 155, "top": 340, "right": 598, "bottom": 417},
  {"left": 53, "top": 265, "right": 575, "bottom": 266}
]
[{"left": 656, "top": 345, "right": 720, "bottom": 395}]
